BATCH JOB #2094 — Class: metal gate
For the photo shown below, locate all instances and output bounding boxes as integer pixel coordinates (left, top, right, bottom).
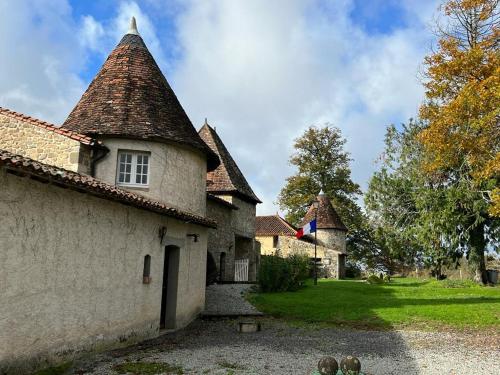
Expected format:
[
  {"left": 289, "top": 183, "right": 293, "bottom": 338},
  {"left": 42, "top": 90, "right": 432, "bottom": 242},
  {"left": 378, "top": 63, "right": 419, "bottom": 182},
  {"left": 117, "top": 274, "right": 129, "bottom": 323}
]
[{"left": 234, "top": 259, "right": 249, "bottom": 281}]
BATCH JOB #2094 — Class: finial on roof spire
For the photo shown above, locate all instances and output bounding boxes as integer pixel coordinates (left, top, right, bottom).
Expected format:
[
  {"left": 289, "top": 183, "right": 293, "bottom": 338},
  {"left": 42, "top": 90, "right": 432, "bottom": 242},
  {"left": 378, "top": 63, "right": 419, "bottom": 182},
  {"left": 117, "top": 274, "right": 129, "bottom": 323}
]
[
  {"left": 127, "top": 16, "right": 140, "bottom": 35},
  {"left": 204, "top": 117, "right": 208, "bottom": 125},
  {"left": 319, "top": 189, "right": 325, "bottom": 196}
]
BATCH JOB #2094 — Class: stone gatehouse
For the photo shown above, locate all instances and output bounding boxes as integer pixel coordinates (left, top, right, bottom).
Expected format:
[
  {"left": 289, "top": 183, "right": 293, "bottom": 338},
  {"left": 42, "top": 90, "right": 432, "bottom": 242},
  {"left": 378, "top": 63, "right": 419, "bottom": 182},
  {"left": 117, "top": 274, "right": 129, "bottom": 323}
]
[{"left": 256, "top": 192, "right": 347, "bottom": 279}]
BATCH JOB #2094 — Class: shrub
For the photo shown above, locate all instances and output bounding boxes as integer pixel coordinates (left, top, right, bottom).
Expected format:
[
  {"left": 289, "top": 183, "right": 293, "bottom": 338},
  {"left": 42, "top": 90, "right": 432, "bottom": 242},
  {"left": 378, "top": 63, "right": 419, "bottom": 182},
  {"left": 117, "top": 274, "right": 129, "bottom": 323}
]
[
  {"left": 345, "top": 261, "right": 362, "bottom": 278},
  {"left": 258, "top": 254, "right": 310, "bottom": 292},
  {"left": 366, "top": 274, "right": 384, "bottom": 284},
  {"left": 439, "top": 279, "right": 478, "bottom": 288}
]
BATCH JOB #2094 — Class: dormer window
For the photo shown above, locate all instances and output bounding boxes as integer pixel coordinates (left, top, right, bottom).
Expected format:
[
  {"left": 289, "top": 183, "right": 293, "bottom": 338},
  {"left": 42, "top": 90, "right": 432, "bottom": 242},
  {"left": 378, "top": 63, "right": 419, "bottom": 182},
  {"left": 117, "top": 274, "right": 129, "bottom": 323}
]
[{"left": 117, "top": 150, "right": 150, "bottom": 186}]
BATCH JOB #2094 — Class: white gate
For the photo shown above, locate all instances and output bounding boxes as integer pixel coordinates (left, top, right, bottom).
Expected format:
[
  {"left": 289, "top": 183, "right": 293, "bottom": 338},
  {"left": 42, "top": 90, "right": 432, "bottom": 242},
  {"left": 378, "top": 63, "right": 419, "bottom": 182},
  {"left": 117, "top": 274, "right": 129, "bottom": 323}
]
[{"left": 234, "top": 259, "right": 249, "bottom": 282}]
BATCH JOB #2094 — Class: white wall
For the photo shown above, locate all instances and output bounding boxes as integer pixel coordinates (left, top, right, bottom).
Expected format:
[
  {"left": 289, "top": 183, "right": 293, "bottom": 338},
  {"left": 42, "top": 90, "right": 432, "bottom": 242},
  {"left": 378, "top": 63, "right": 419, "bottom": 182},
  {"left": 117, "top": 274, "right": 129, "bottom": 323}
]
[
  {"left": 95, "top": 139, "right": 207, "bottom": 216},
  {"left": 0, "top": 169, "right": 207, "bottom": 373}
]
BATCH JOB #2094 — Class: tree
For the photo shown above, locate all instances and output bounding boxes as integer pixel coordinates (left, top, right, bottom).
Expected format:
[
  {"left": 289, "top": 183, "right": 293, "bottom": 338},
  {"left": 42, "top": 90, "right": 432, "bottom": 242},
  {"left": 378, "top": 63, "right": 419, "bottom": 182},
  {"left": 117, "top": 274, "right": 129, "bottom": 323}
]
[
  {"left": 277, "top": 125, "right": 369, "bottom": 259},
  {"left": 417, "top": 0, "right": 500, "bottom": 282},
  {"left": 367, "top": 121, "right": 498, "bottom": 282},
  {"left": 419, "top": 0, "right": 500, "bottom": 216}
]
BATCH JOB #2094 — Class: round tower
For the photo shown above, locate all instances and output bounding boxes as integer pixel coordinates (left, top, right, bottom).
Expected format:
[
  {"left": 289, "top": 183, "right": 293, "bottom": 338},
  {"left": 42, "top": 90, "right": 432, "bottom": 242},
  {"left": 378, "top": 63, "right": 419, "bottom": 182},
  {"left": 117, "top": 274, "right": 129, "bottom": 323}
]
[
  {"left": 301, "top": 190, "right": 348, "bottom": 252},
  {"left": 62, "top": 18, "right": 219, "bottom": 216}
]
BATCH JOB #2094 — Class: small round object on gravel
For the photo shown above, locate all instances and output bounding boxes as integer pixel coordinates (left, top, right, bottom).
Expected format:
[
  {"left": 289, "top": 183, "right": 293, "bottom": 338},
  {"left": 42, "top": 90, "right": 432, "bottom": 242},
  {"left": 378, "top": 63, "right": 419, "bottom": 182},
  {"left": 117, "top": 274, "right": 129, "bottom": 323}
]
[
  {"left": 317, "top": 356, "right": 339, "bottom": 375},
  {"left": 340, "top": 356, "right": 361, "bottom": 374}
]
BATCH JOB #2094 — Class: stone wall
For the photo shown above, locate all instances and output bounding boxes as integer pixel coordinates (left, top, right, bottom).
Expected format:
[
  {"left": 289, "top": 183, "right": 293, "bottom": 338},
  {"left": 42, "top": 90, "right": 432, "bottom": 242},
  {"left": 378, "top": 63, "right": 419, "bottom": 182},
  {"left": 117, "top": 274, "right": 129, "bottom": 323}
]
[
  {"left": 0, "top": 169, "right": 208, "bottom": 373},
  {"left": 211, "top": 195, "right": 258, "bottom": 281},
  {"left": 217, "top": 195, "right": 256, "bottom": 238},
  {"left": 316, "top": 229, "right": 347, "bottom": 253},
  {"left": 257, "top": 235, "right": 344, "bottom": 279},
  {"left": 206, "top": 199, "right": 235, "bottom": 282},
  {"left": 94, "top": 139, "right": 207, "bottom": 216},
  {"left": 0, "top": 113, "right": 91, "bottom": 173}
]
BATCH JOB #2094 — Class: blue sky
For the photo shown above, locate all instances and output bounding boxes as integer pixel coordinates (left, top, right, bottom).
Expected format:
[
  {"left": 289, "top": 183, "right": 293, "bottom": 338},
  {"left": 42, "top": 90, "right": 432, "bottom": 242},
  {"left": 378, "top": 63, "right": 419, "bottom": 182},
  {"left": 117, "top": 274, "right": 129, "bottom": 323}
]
[{"left": 0, "top": 0, "right": 439, "bottom": 214}]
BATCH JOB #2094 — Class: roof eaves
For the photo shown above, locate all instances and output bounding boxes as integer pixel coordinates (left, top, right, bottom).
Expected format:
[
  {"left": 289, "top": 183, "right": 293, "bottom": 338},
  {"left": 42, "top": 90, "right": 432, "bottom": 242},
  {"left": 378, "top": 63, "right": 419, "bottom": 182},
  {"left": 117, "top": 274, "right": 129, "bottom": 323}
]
[
  {"left": 0, "top": 149, "right": 216, "bottom": 229},
  {"left": 0, "top": 107, "right": 99, "bottom": 146}
]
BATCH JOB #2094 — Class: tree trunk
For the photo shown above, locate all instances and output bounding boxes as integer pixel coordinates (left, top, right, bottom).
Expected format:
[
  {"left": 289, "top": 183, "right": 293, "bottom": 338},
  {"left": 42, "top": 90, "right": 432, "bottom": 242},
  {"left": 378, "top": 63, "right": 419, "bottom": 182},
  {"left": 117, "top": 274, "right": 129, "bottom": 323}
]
[{"left": 469, "top": 221, "right": 487, "bottom": 284}]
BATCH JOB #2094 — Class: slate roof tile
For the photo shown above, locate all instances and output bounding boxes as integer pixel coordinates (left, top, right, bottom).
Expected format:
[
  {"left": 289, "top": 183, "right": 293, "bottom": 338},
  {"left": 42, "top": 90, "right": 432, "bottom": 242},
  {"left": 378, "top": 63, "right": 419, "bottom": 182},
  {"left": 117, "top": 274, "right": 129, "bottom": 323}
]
[
  {"left": 62, "top": 32, "right": 219, "bottom": 171},
  {"left": 300, "top": 192, "right": 347, "bottom": 231},
  {"left": 198, "top": 123, "right": 261, "bottom": 204}
]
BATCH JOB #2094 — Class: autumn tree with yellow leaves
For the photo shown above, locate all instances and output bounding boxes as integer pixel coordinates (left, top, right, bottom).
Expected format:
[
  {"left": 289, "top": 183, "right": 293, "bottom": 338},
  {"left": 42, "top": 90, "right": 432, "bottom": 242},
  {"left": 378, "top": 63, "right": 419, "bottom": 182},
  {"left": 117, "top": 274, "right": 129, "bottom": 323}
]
[
  {"left": 419, "top": 0, "right": 499, "bottom": 215},
  {"left": 364, "top": 0, "right": 499, "bottom": 284}
]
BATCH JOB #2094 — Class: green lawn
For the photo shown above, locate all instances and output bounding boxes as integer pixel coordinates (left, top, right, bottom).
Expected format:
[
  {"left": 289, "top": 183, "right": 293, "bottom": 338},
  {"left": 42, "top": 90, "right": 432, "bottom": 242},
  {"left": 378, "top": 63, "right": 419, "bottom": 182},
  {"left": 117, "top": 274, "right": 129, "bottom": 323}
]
[{"left": 248, "top": 278, "right": 500, "bottom": 331}]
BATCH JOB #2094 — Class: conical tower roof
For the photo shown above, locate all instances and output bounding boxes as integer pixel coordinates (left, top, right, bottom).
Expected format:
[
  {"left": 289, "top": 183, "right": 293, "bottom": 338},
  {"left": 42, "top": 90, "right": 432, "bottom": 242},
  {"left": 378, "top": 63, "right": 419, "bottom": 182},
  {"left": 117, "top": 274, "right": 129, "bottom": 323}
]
[
  {"left": 63, "top": 18, "right": 219, "bottom": 171},
  {"left": 300, "top": 191, "right": 347, "bottom": 231},
  {"left": 199, "top": 122, "right": 261, "bottom": 204}
]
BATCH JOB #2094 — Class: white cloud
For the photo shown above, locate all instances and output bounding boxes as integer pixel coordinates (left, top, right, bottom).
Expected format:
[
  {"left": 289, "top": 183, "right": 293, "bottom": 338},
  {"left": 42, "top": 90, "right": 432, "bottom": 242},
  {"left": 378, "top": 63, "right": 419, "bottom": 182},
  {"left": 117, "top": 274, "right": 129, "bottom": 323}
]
[
  {"left": 171, "top": 0, "right": 437, "bottom": 214},
  {"left": 79, "top": 15, "right": 105, "bottom": 52},
  {"left": 0, "top": 0, "right": 438, "bottom": 217},
  {"left": 0, "top": 0, "right": 86, "bottom": 123}
]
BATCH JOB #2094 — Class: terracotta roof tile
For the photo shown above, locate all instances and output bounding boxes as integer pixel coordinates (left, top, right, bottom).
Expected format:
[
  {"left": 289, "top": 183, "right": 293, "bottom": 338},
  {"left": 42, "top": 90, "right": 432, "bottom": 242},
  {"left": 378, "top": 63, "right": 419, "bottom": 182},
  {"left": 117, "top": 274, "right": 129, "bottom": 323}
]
[
  {"left": 198, "top": 123, "right": 261, "bottom": 204},
  {"left": 256, "top": 214, "right": 297, "bottom": 236},
  {"left": 0, "top": 149, "right": 216, "bottom": 228},
  {"left": 300, "top": 192, "right": 347, "bottom": 231},
  {"left": 62, "top": 33, "right": 219, "bottom": 171},
  {"left": 0, "top": 107, "right": 97, "bottom": 146}
]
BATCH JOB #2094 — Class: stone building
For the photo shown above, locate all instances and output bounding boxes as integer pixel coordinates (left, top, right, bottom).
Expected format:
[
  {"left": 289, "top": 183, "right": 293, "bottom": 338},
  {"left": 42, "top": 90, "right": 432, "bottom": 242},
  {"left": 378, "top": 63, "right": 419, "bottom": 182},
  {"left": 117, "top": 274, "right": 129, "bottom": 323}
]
[
  {"left": 256, "top": 191, "right": 347, "bottom": 279},
  {"left": 0, "top": 19, "right": 234, "bottom": 373},
  {"left": 199, "top": 122, "right": 261, "bottom": 282}
]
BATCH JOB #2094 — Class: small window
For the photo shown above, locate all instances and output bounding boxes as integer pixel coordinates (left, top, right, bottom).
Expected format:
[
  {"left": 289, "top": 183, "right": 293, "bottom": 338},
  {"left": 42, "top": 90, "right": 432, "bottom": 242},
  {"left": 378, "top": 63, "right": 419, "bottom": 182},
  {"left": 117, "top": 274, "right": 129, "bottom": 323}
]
[
  {"left": 273, "top": 236, "right": 278, "bottom": 248},
  {"left": 117, "top": 151, "right": 150, "bottom": 186},
  {"left": 143, "top": 255, "right": 151, "bottom": 284}
]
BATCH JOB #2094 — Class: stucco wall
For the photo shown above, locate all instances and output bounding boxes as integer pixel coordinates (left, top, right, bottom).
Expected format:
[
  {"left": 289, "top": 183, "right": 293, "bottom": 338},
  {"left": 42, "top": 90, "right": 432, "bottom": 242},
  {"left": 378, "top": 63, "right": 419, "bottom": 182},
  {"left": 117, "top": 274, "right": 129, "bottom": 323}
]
[
  {"left": 0, "top": 169, "right": 207, "bottom": 373},
  {"left": 256, "top": 235, "right": 276, "bottom": 255},
  {"left": 94, "top": 139, "right": 207, "bottom": 216},
  {"left": 0, "top": 113, "right": 91, "bottom": 174},
  {"left": 206, "top": 200, "right": 235, "bottom": 282}
]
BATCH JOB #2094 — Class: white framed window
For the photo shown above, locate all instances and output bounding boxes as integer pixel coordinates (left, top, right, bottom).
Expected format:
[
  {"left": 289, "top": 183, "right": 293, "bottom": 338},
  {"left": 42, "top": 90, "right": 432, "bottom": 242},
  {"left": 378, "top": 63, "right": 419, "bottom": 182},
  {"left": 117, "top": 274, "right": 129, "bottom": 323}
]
[{"left": 117, "top": 150, "right": 150, "bottom": 186}]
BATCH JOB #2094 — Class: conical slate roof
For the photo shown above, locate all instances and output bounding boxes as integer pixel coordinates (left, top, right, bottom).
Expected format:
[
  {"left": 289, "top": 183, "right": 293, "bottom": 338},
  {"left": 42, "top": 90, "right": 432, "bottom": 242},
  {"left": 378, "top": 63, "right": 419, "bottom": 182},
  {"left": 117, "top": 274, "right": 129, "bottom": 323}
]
[
  {"left": 63, "top": 18, "right": 219, "bottom": 171},
  {"left": 198, "top": 122, "right": 261, "bottom": 204},
  {"left": 300, "top": 191, "right": 347, "bottom": 231}
]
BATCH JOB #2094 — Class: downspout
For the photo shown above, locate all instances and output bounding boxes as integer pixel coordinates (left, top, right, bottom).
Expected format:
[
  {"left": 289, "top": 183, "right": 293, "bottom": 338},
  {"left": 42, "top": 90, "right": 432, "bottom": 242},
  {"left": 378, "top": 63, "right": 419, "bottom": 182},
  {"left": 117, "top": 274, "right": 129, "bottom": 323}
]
[{"left": 90, "top": 144, "right": 109, "bottom": 178}]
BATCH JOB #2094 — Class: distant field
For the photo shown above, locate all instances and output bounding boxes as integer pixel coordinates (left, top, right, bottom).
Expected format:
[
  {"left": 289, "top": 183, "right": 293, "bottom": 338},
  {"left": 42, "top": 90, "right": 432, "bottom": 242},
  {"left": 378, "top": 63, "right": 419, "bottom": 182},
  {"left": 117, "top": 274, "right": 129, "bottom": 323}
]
[{"left": 249, "top": 277, "right": 500, "bottom": 330}]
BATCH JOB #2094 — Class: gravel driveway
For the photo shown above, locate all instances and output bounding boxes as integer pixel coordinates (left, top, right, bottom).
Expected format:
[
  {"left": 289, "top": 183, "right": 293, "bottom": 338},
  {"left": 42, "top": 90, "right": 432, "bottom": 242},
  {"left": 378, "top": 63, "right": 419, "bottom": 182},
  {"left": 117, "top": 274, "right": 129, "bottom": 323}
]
[
  {"left": 203, "top": 284, "right": 263, "bottom": 316},
  {"left": 78, "top": 318, "right": 499, "bottom": 375}
]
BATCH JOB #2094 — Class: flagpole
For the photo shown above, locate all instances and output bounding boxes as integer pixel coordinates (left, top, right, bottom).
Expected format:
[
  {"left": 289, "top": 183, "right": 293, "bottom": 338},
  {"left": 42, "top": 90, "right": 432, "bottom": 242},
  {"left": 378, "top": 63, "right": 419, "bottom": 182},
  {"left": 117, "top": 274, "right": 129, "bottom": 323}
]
[{"left": 314, "top": 204, "right": 318, "bottom": 286}]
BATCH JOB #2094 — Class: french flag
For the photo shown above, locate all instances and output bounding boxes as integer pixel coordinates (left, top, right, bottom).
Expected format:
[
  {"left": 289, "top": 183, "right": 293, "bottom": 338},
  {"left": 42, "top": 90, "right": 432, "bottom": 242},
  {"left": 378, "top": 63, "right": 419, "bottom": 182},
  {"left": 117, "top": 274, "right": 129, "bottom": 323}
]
[{"left": 296, "top": 219, "right": 316, "bottom": 239}]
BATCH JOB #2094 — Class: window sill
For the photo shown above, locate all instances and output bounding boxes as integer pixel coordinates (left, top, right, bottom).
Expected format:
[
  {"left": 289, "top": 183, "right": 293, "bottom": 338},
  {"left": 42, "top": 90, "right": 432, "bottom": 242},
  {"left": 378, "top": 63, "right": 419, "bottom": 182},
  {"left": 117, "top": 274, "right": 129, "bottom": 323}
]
[{"left": 118, "top": 184, "right": 150, "bottom": 192}]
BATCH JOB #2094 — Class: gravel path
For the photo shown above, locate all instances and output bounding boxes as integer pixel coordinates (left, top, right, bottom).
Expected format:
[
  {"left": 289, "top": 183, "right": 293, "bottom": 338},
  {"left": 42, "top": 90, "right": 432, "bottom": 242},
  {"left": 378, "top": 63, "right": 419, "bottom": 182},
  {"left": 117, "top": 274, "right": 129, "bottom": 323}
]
[
  {"left": 203, "top": 284, "right": 263, "bottom": 316},
  {"left": 78, "top": 318, "right": 499, "bottom": 375}
]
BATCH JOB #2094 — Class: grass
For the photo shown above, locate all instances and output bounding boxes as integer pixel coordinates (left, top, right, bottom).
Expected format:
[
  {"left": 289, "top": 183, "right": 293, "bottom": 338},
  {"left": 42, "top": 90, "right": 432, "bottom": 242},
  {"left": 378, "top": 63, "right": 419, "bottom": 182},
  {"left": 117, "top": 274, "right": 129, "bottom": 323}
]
[
  {"left": 249, "top": 277, "right": 500, "bottom": 331},
  {"left": 34, "top": 362, "right": 72, "bottom": 375},
  {"left": 113, "top": 361, "right": 184, "bottom": 374}
]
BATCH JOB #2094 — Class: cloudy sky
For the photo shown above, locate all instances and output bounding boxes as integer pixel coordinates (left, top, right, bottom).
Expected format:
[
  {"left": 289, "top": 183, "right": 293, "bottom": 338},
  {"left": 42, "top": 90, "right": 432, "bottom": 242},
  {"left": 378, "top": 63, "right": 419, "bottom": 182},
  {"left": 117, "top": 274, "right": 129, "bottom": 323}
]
[{"left": 0, "top": 0, "right": 439, "bottom": 214}]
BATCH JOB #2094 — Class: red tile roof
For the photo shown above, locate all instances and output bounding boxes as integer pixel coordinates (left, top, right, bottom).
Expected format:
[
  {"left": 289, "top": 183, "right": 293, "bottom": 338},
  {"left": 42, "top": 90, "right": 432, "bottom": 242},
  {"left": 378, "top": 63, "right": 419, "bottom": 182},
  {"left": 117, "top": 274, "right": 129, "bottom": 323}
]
[
  {"left": 0, "top": 149, "right": 216, "bottom": 228},
  {"left": 198, "top": 122, "right": 261, "bottom": 204},
  {"left": 256, "top": 214, "right": 297, "bottom": 236},
  {"left": 0, "top": 107, "right": 97, "bottom": 146},
  {"left": 62, "top": 33, "right": 219, "bottom": 171},
  {"left": 301, "top": 192, "right": 347, "bottom": 231}
]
